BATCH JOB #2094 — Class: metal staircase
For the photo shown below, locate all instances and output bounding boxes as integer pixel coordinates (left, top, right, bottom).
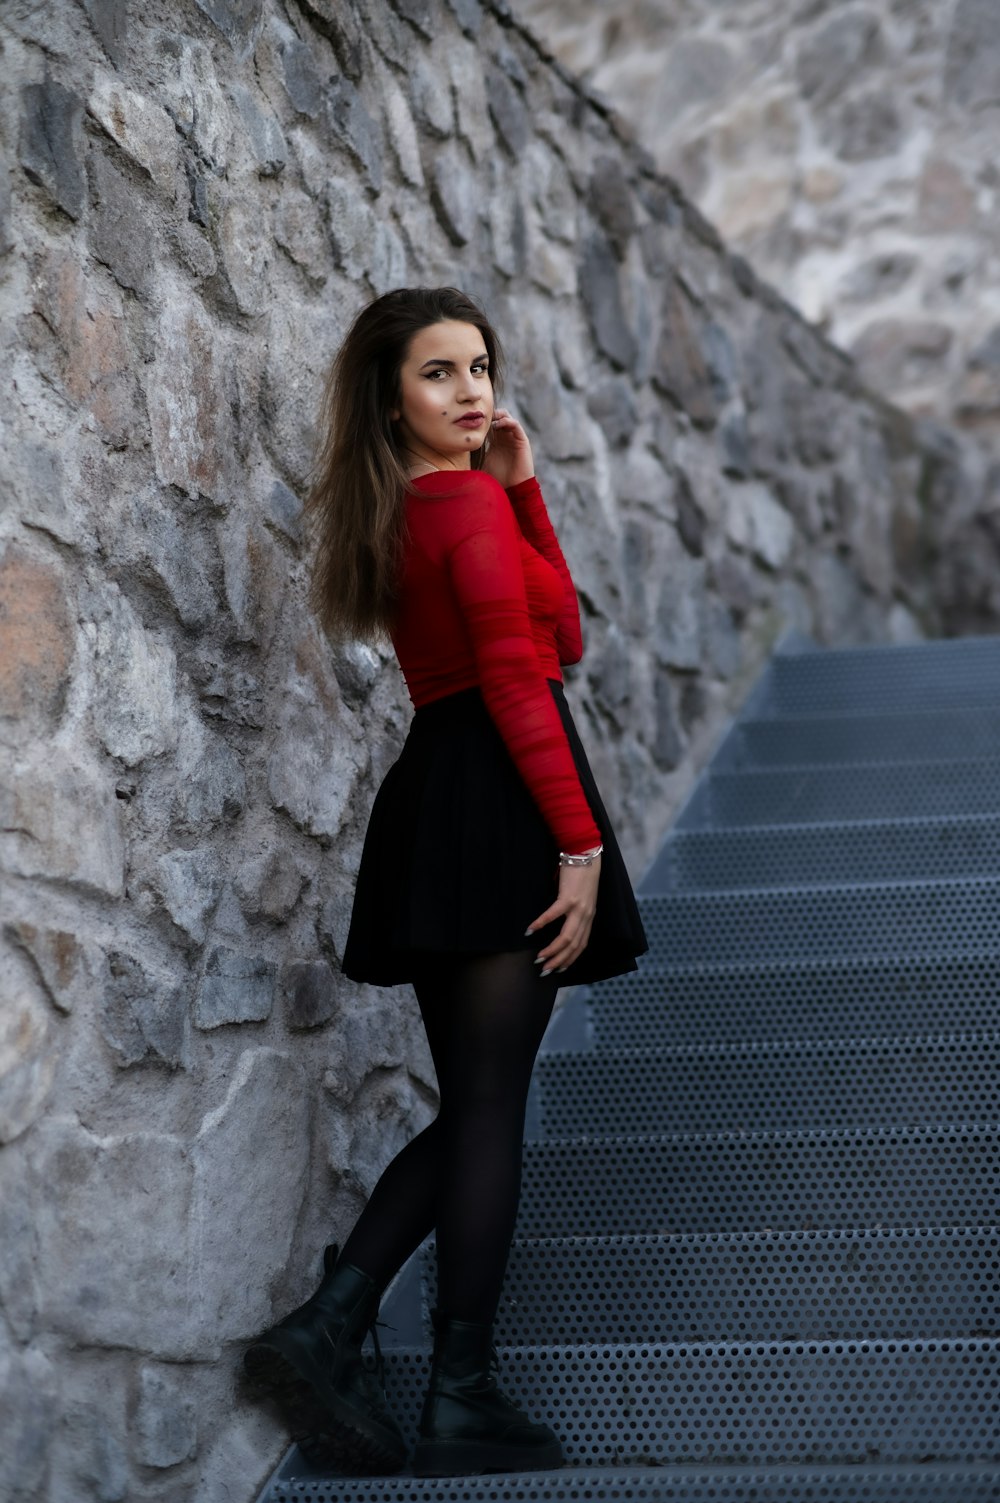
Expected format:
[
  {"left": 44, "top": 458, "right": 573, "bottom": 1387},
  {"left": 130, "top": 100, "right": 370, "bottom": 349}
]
[{"left": 257, "top": 633, "right": 1000, "bottom": 1503}]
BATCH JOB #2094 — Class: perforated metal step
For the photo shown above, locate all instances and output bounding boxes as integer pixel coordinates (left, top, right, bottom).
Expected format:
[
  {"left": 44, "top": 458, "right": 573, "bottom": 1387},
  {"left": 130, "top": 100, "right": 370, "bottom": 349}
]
[
  {"left": 534, "top": 1033, "right": 1000, "bottom": 1138},
  {"left": 651, "top": 815, "right": 1000, "bottom": 891},
  {"left": 764, "top": 636, "right": 1000, "bottom": 715},
  {"left": 518, "top": 1125, "right": 999, "bottom": 1238},
  {"left": 370, "top": 1339, "right": 1000, "bottom": 1467},
  {"left": 637, "top": 876, "right": 1000, "bottom": 965},
  {"left": 269, "top": 1464, "right": 1000, "bottom": 1503},
  {"left": 726, "top": 707, "right": 1000, "bottom": 770},
  {"left": 586, "top": 952, "right": 1000, "bottom": 1051},
  {"left": 677, "top": 759, "right": 1000, "bottom": 828},
  {"left": 430, "top": 1228, "right": 1000, "bottom": 1345}
]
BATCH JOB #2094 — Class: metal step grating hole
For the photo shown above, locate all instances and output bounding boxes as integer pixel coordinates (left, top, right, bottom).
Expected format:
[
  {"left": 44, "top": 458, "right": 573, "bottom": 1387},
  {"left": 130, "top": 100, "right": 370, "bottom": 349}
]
[{"left": 535, "top": 1033, "right": 1000, "bottom": 1138}]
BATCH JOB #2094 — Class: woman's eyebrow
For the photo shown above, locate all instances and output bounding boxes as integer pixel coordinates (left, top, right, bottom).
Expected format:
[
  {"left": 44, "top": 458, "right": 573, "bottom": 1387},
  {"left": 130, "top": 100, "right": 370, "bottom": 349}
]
[{"left": 418, "top": 354, "right": 490, "bottom": 369}]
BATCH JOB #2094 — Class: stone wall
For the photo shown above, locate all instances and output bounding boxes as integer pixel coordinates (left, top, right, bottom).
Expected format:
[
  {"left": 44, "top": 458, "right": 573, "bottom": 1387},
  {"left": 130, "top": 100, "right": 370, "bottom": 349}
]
[
  {"left": 0, "top": 1, "right": 990, "bottom": 1500},
  {"left": 515, "top": 0, "right": 1000, "bottom": 462}
]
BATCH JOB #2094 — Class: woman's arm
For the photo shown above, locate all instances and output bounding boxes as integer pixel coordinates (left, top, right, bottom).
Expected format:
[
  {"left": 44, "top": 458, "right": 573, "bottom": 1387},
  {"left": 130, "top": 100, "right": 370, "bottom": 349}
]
[
  {"left": 505, "top": 475, "right": 584, "bottom": 666},
  {"left": 486, "top": 407, "right": 585, "bottom": 667},
  {"left": 443, "top": 471, "right": 603, "bottom": 856}
]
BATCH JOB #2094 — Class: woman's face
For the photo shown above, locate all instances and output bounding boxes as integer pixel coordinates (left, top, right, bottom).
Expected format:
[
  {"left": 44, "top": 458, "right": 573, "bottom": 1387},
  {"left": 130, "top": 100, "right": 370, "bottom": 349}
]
[{"left": 390, "top": 320, "right": 494, "bottom": 471}]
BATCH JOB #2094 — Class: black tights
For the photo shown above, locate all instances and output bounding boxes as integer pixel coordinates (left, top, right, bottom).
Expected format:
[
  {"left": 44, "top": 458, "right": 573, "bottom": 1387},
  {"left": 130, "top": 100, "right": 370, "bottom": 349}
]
[{"left": 338, "top": 948, "right": 559, "bottom": 1324}]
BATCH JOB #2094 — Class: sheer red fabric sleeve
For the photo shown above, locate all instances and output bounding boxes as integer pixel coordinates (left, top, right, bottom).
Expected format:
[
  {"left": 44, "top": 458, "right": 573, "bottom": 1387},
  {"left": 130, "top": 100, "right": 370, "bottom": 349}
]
[
  {"left": 444, "top": 473, "right": 603, "bottom": 854},
  {"left": 505, "top": 475, "right": 584, "bottom": 666}
]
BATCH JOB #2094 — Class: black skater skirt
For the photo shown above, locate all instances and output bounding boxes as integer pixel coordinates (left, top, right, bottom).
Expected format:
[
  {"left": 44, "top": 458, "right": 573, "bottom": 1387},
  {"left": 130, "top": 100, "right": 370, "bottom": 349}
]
[{"left": 340, "top": 678, "right": 649, "bottom": 989}]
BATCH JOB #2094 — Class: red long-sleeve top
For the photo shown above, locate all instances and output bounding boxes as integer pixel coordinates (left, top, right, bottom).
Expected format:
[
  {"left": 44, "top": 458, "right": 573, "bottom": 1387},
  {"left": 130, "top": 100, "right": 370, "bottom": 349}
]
[{"left": 389, "top": 469, "right": 603, "bottom": 855}]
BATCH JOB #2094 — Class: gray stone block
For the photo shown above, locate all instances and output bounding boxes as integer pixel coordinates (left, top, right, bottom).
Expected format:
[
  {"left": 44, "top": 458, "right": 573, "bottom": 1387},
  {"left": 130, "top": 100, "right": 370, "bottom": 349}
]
[
  {"left": 87, "top": 145, "right": 156, "bottom": 298},
  {"left": 28, "top": 1118, "right": 195, "bottom": 1351},
  {"left": 326, "top": 77, "right": 383, "bottom": 193},
  {"left": 230, "top": 82, "right": 288, "bottom": 176},
  {"left": 87, "top": 73, "right": 179, "bottom": 194},
  {"left": 486, "top": 66, "right": 529, "bottom": 157},
  {"left": 654, "top": 275, "right": 718, "bottom": 429},
  {"left": 192, "top": 0, "right": 267, "bottom": 59},
  {"left": 0, "top": 172, "right": 12, "bottom": 258},
  {"left": 4, "top": 920, "right": 94, "bottom": 1016},
  {"left": 654, "top": 550, "right": 706, "bottom": 671},
  {"left": 383, "top": 76, "right": 426, "bottom": 185},
  {"left": 410, "top": 57, "right": 455, "bottom": 139},
  {"left": 265, "top": 478, "right": 305, "bottom": 544},
  {"left": 82, "top": 578, "right": 180, "bottom": 767},
  {"left": 194, "top": 945, "right": 276, "bottom": 1029},
  {"left": 586, "top": 376, "right": 637, "bottom": 448},
  {"left": 0, "top": 752, "right": 125, "bottom": 898},
  {"left": 674, "top": 467, "right": 707, "bottom": 557},
  {"left": 19, "top": 77, "right": 85, "bottom": 220},
  {"left": 234, "top": 846, "right": 307, "bottom": 924},
  {"left": 189, "top": 1048, "right": 309, "bottom": 1342},
  {"left": 0, "top": 540, "right": 74, "bottom": 744},
  {"left": 79, "top": 0, "right": 128, "bottom": 67},
  {"left": 0, "top": 954, "right": 55, "bottom": 1147},
  {"left": 446, "top": 0, "right": 484, "bottom": 36},
  {"left": 833, "top": 88, "right": 902, "bottom": 163},
  {"left": 945, "top": 0, "right": 1000, "bottom": 108},
  {"left": 587, "top": 154, "right": 635, "bottom": 258},
  {"left": 390, "top": 0, "right": 434, "bottom": 36},
  {"left": 652, "top": 672, "right": 685, "bottom": 771},
  {"left": 795, "top": 9, "right": 883, "bottom": 107},
  {"left": 189, "top": 654, "right": 265, "bottom": 732},
  {"left": 280, "top": 959, "right": 337, "bottom": 1029},
  {"left": 429, "top": 142, "right": 479, "bottom": 246},
  {"left": 580, "top": 228, "right": 636, "bottom": 372},
  {"left": 292, "top": 0, "right": 364, "bottom": 79},
  {"left": 0, "top": 1337, "right": 57, "bottom": 1503},
  {"left": 280, "top": 36, "right": 324, "bottom": 119},
  {"left": 100, "top": 949, "right": 189, "bottom": 1070},
  {"left": 326, "top": 176, "right": 377, "bottom": 278},
  {"left": 152, "top": 849, "right": 225, "bottom": 944},
  {"left": 134, "top": 1364, "right": 198, "bottom": 1468}
]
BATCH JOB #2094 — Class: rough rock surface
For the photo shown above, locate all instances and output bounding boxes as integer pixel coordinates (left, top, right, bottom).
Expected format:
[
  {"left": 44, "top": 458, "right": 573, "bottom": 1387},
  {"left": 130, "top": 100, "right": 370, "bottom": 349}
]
[
  {"left": 516, "top": 0, "right": 1000, "bottom": 462},
  {"left": 0, "top": 1, "right": 995, "bottom": 1500}
]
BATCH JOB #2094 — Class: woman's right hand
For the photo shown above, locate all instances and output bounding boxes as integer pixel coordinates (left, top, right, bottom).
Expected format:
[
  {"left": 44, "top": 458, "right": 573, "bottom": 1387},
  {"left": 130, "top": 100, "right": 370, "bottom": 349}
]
[{"left": 526, "top": 855, "right": 602, "bottom": 976}]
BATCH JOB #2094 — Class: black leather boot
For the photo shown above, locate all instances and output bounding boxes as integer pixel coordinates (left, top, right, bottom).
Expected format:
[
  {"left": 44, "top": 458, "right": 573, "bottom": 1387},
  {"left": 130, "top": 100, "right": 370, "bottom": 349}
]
[
  {"left": 413, "top": 1309, "right": 564, "bottom": 1477},
  {"left": 243, "top": 1243, "right": 406, "bottom": 1475}
]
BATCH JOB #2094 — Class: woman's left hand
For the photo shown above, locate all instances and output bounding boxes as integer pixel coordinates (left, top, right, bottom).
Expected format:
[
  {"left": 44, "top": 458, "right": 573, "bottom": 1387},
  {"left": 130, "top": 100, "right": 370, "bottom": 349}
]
[{"left": 482, "top": 408, "right": 534, "bottom": 490}]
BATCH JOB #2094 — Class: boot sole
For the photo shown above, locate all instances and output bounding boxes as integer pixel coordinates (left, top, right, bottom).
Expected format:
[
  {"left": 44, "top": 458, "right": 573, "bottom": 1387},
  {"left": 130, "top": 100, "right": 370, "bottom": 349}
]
[
  {"left": 243, "top": 1341, "right": 406, "bottom": 1476},
  {"left": 412, "top": 1436, "right": 565, "bottom": 1477}
]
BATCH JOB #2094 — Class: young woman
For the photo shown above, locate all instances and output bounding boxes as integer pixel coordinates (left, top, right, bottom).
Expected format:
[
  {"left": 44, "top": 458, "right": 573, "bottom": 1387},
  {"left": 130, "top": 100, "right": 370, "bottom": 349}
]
[{"left": 243, "top": 287, "right": 648, "bottom": 1478}]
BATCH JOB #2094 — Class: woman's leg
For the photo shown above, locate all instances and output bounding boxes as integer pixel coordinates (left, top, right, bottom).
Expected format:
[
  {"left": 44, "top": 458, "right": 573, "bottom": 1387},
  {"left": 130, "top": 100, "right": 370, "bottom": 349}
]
[
  {"left": 337, "top": 947, "right": 558, "bottom": 1318},
  {"left": 423, "top": 948, "right": 558, "bottom": 1322}
]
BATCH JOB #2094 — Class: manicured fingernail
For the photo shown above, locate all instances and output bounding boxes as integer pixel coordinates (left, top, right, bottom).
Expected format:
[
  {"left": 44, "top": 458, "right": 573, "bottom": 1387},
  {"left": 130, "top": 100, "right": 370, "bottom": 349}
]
[
  {"left": 557, "top": 966, "right": 567, "bottom": 973},
  {"left": 533, "top": 956, "right": 545, "bottom": 964},
  {"left": 539, "top": 967, "right": 552, "bottom": 977},
  {"left": 524, "top": 926, "right": 533, "bottom": 936}
]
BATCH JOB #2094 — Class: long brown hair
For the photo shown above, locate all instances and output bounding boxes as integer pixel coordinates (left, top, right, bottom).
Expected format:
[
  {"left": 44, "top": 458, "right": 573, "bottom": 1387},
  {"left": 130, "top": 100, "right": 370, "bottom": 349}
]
[{"left": 303, "top": 286, "right": 506, "bottom": 644}]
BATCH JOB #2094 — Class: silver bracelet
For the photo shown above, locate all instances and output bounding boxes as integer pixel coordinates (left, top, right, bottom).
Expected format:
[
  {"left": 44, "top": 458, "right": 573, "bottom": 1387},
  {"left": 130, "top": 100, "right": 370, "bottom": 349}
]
[{"left": 558, "top": 844, "right": 603, "bottom": 867}]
